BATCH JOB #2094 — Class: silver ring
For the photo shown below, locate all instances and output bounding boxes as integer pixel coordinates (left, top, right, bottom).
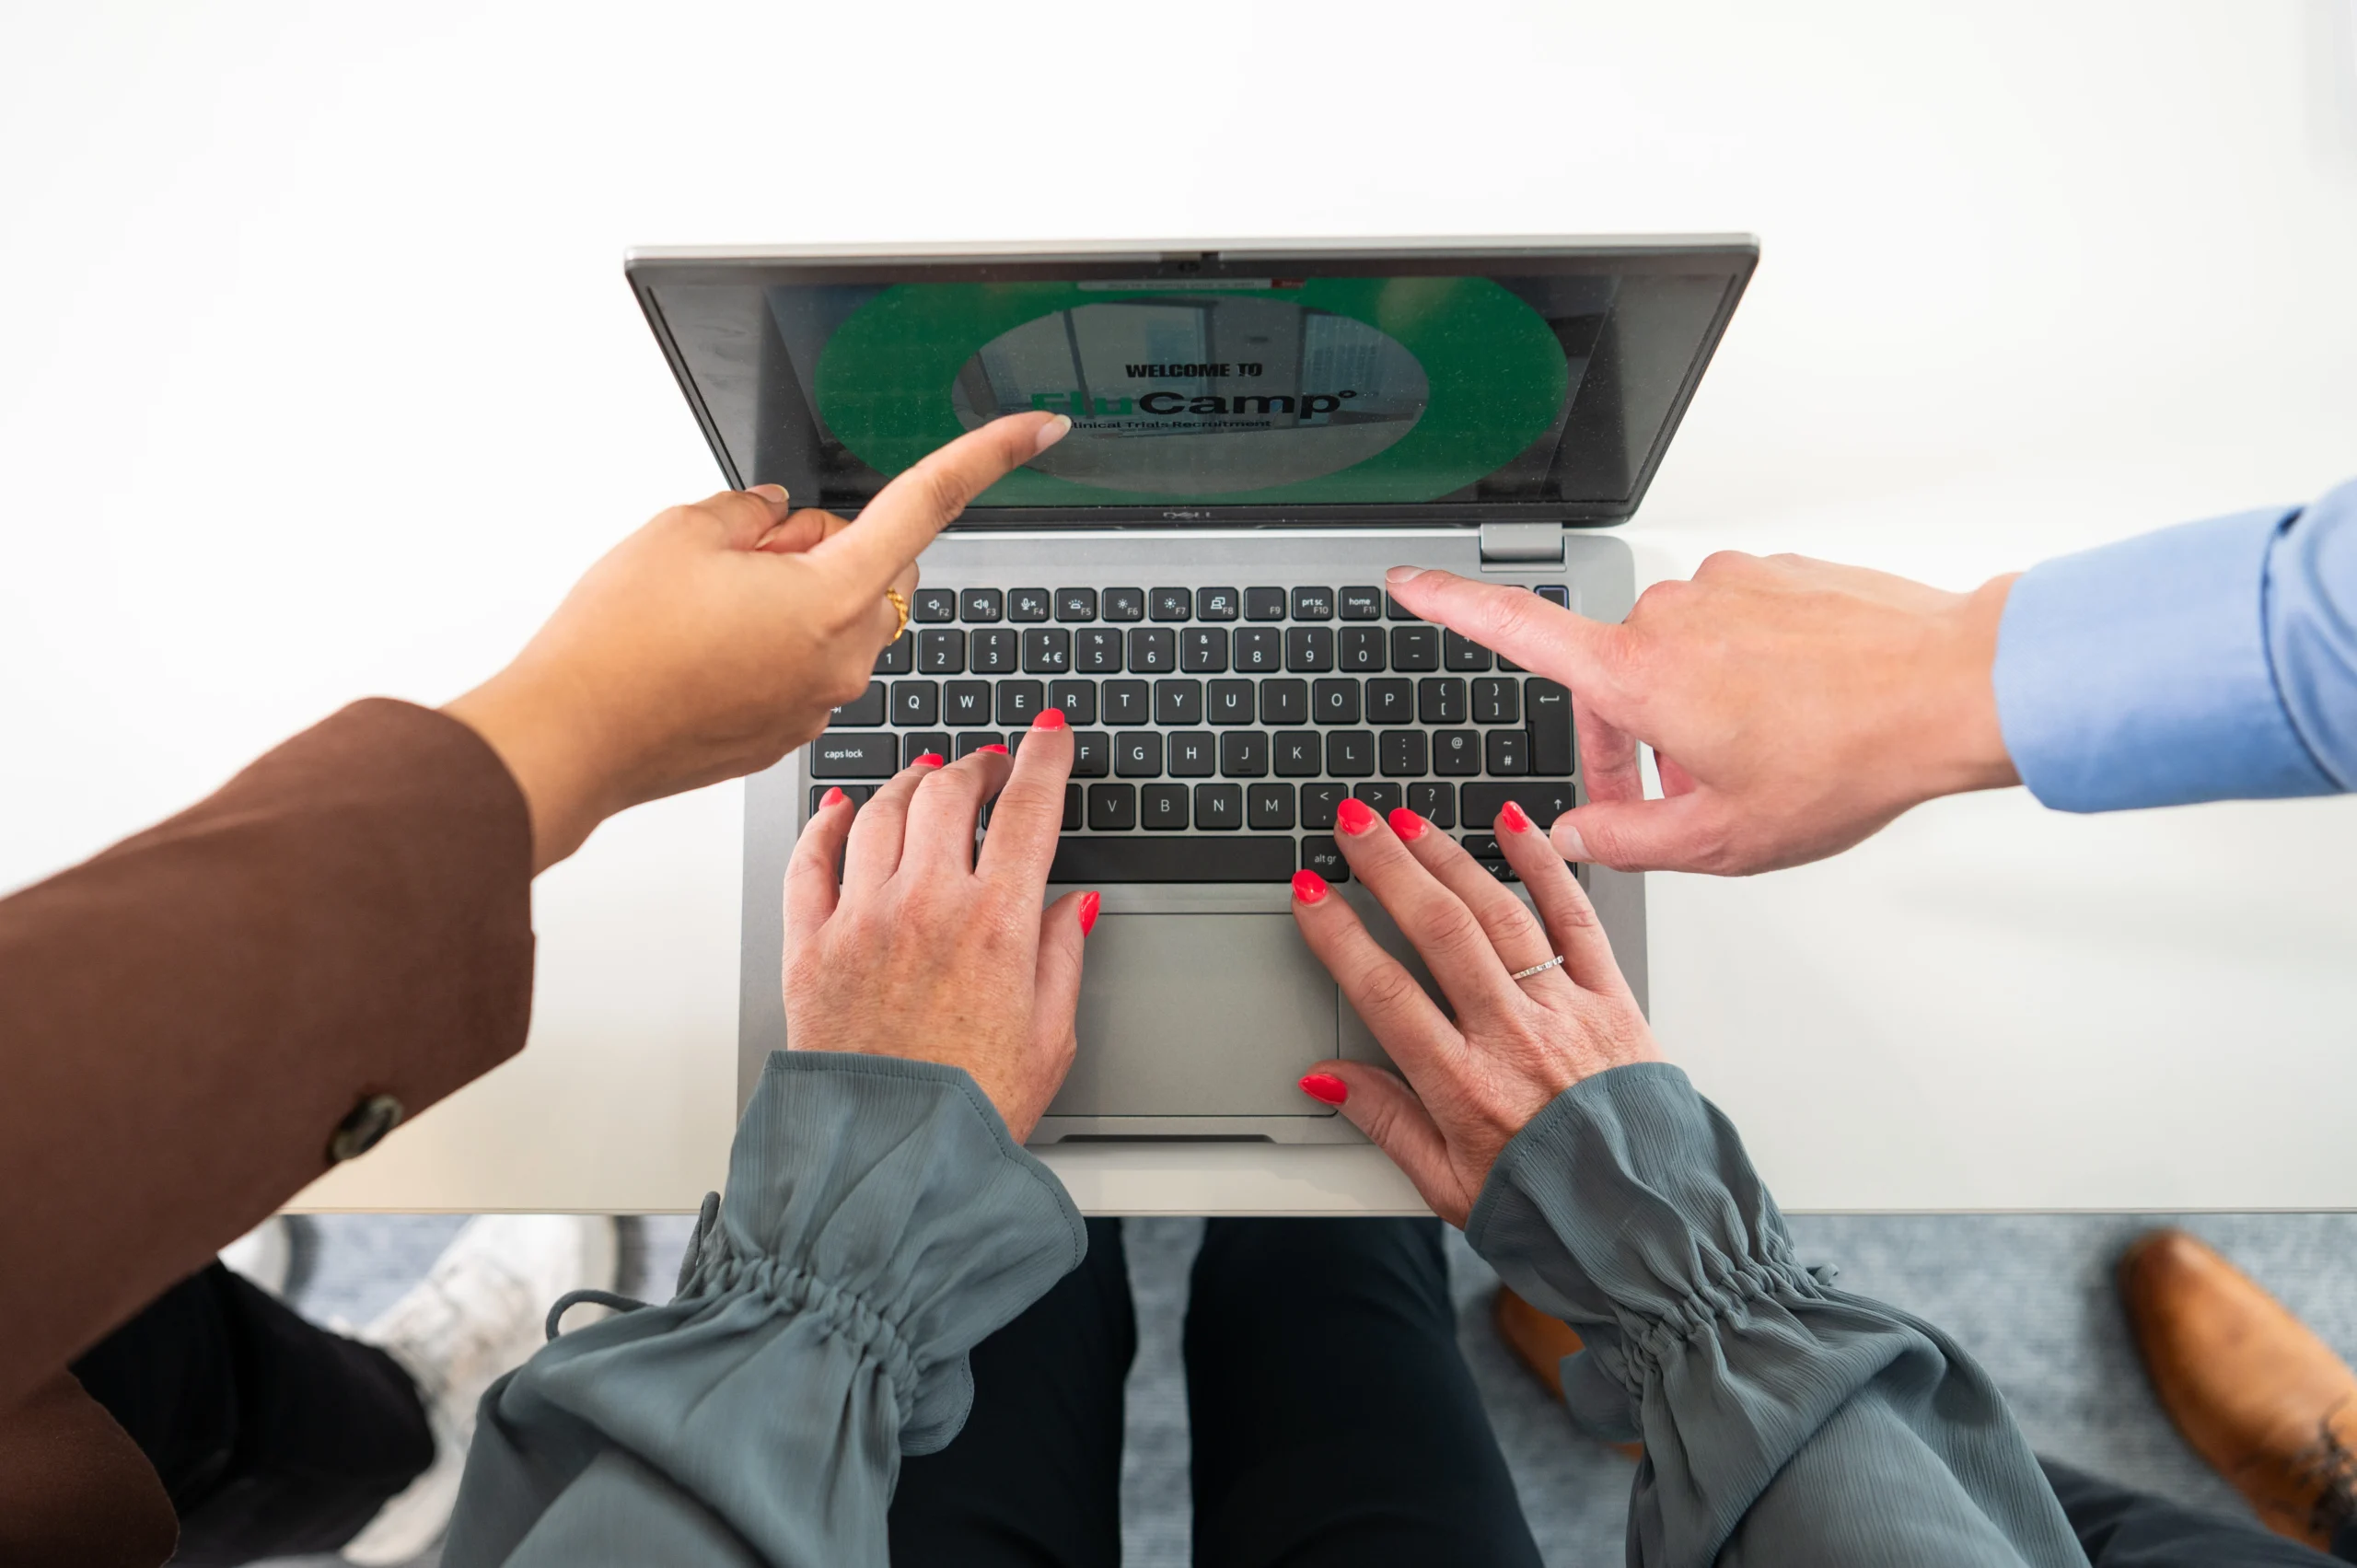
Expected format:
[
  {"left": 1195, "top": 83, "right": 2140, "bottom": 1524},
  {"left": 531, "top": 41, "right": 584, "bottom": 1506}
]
[{"left": 1507, "top": 954, "right": 1567, "bottom": 982}]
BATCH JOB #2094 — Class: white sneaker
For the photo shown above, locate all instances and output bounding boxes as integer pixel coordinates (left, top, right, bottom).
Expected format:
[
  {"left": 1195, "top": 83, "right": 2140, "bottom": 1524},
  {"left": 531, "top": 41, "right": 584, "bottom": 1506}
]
[
  {"left": 340, "top": 1214, "right": 620, "bottom": 1565},
  {"left": 218, "top": 1215, "right": 293, "bottom": 1296}
]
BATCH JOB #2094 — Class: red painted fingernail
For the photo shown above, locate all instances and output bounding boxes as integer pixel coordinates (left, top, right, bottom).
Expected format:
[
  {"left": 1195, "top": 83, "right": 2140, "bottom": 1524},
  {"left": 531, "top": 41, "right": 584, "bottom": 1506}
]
[
  {"left": 1299, "top": 1073, "right": 1349, "bottom": 1106},
  {"left": 1501, "top": 799, "right": 1532, "bottom": 834},
  {"left": 1291, "top": 868, "right": 1329, "bottom": 904},
  {"left": 1078, "top": 890, "right": 1101, "bottom": 935},
  {"left": 1033, "top": 707, "right": 1068, "bottom": 730},
  {"left": 913, "top": 752, "right": 946, "bottom": 769},
  {"left": 1387, "top": 807, "right": 1426, "bottom": 842},
  {"left": 820, "top": 786, "right": 848, "bottom": 808},
  {"left": 1336, "top": 797, "right": 1378, "bottom": 836},
  {"left": 980, "top": 743, "right": 1009, "bottom": 755}
]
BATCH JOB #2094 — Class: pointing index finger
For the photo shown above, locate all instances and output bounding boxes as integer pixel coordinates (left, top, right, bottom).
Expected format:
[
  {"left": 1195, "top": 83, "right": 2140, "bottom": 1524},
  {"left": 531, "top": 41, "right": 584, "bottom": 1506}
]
[
  {"left": 812, "top": 412, "right": 1072, "bottom": 595},
  {"left": 1385, "top": 565, "right": 1625, "bottom": 693}
]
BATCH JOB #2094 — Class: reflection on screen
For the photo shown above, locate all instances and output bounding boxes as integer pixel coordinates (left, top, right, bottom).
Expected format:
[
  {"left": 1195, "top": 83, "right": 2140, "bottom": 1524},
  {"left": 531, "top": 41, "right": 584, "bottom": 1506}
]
[{"left": 646, "top": 264, "right": 1738, "bottom": 517}]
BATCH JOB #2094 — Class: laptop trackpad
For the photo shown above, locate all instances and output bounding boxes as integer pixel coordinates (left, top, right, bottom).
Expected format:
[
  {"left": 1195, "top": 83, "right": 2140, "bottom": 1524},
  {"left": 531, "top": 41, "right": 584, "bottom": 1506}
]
[{"left": 1051, "top": 914, "right": 1339, "bottom": 1117}]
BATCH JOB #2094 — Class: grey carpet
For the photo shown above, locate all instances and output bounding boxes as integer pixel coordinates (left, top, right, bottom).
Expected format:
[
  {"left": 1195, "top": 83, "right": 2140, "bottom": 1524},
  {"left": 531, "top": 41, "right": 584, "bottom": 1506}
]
[{"left": 258, "top": 1212, "right": 2357, "bottom": 1566}]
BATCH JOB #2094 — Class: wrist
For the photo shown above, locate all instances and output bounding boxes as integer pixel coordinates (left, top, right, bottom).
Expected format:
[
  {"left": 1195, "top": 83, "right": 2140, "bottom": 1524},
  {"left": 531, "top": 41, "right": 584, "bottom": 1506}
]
[
  {"left": 443, "top": 662, "right": 628, "bottom": 873},
  {"left": 1906, "top": 573, "right": 2022, "bottom": 802}
]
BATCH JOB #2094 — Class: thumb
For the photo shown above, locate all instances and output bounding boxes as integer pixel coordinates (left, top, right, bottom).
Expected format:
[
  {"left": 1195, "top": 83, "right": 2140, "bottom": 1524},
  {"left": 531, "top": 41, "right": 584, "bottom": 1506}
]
[
  {"left": 1298, "top": 1061, "right": 1468, "bottom": 1225},
  {"left": 694, "top": 484, "right": 795, "bottom": 550},
  {"left": 1385, "top": 566, "right": 1625, "bottom": 693},
  {"left": 1550, "top": 793, "right": 1724, "bottom": 874}
]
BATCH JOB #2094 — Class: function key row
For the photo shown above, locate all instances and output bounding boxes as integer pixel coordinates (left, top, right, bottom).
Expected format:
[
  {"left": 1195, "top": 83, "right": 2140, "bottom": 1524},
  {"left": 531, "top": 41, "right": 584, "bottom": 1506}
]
[{"left": 911, "top": 584, "right": 1569, "bottom": 625}]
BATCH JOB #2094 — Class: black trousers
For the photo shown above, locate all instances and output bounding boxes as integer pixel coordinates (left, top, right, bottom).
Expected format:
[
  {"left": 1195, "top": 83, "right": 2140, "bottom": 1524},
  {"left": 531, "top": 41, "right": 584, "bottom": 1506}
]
[
  {"left": 71, "top": 1238, "right": 2357, "bottom": 1568},
  {"left": 71, "top": 1261, "right": 433, "bottom": 1568},
  {"left": 887, "top": 1216, "right": 1546, "bottom": 1568},
  {"left": 2043, "top": 1458, "right": 2357, "bottom": 1567}
]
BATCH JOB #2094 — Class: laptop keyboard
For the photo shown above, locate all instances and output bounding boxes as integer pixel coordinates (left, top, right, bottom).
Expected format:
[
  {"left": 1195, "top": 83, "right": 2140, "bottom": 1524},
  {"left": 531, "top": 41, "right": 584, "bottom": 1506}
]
[{"left": 808, "top": 582, "right": 1578, "bottom": 885}]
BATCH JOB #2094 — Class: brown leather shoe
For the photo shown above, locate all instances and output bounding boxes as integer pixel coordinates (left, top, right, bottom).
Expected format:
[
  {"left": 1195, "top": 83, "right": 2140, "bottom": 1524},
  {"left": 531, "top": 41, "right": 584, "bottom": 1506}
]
[
  {"left": 2122, "top": 1228, "right": 2357, "bottom": 1549},
  {"left": 1492, "top": 1286, "right": 1643, "bottom": 1458}
]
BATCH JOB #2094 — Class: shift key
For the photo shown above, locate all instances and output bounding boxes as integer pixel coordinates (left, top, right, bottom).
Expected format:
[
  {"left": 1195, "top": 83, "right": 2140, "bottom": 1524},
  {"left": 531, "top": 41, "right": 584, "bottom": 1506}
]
[{"left": 809, "top": 733, "right": 900, "bottom": 777}]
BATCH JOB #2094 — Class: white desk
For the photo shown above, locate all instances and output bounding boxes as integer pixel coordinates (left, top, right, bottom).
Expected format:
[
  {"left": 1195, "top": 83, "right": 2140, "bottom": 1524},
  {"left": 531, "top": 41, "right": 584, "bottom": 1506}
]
[{"left": 3, "top": 1, "right": 2353, "bottom": 1214}]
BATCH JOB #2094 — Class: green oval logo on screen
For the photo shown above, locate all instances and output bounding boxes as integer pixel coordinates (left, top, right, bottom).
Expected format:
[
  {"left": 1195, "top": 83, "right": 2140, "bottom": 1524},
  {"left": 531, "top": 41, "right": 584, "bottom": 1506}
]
[
  {"left": 813, "top": 277, "right": 1570, "bottom": 507},
  {"left": 948, "top": 298, "right": 1427, "bottom": 494}
]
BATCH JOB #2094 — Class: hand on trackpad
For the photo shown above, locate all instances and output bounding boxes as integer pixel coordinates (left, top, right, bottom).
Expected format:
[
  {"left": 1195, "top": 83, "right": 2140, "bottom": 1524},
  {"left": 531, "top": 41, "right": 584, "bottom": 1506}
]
[{"left": 1050, "top": 914, "right": 1339, "bottom": 1118}]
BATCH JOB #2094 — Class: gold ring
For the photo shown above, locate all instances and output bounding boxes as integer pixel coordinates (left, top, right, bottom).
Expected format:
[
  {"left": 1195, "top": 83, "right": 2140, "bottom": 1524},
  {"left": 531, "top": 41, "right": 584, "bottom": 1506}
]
[{"left": 884, "top": 587, "right": 911, "bottom": 640}]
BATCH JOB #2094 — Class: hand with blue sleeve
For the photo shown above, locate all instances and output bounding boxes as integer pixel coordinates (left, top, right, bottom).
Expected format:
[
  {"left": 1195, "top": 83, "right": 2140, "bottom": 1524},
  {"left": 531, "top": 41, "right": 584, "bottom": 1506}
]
[
  {"left": 441, "top": 717, "right": 1101, "bottom": 1568},
  {"left": 1290, "top": 796, "right": 2083, "bottom": 1567},
  {"left": 1384, "top": 474, "right": 2355, "bottom": 874}
]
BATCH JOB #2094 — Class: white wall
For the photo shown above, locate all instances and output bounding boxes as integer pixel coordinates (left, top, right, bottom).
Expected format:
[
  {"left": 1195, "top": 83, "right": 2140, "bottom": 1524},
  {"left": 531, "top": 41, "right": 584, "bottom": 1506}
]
[{"left": 3, "top": 1, "right": 2352, "bottom": 1208}]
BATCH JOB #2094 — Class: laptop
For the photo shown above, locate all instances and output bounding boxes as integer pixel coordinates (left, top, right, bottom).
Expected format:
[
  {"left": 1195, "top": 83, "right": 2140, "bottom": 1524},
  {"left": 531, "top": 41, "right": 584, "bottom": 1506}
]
[{"left": 624, "top": 238, "right": 1756, "bottom": 1141}]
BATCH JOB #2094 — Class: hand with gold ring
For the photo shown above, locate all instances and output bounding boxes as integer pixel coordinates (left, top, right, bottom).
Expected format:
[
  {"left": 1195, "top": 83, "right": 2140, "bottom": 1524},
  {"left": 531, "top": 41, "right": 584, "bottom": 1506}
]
[
  {"left": 444, "top": 411, "right": 1073, "bottom": 870},
  {"left": 1286, "top": 796, "right": 1661, "bottom": 1226}
]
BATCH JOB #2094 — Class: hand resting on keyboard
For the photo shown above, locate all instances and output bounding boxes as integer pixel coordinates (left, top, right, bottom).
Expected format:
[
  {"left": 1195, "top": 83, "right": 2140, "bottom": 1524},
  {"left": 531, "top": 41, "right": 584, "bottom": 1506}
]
[
  {"left": 781, "top": 710, "right": 1095, "bottom": 1141},
  {"left": 1288, "top": 796, "right": 1660, "bottom": 1226}
]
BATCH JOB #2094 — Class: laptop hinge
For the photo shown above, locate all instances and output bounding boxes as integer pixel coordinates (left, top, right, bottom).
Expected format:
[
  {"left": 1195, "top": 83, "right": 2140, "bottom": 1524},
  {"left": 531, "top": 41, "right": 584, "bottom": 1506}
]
[{"left": 1478, "top": 521, "right": 1565, "bottom": 567}]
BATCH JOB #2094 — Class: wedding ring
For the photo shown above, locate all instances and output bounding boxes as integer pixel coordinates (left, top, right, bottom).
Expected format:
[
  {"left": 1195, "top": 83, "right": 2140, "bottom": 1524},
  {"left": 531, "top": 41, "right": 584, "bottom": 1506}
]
[
  {"left": 884, "top": 587, "right": 911, "bottom": 639},
  {"left": 1507, "top": 954, "right": 1567, "bottom": 981}
]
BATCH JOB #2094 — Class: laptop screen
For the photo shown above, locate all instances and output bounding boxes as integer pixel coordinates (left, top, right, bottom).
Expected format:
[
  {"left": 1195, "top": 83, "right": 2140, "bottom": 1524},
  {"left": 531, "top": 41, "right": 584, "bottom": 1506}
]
[{"left": 632, "top": 244, "right": 1753, "bottom": 525}]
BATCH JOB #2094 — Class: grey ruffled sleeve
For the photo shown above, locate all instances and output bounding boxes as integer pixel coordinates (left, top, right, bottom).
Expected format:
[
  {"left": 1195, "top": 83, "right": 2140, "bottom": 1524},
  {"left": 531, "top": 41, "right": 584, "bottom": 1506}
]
[
  {"left": 1468, "top": 1062, "right": 2082, "bottom": 1568},
  {"left": 441, "top": 1051, "right": 1086, "bottom": 1568}
]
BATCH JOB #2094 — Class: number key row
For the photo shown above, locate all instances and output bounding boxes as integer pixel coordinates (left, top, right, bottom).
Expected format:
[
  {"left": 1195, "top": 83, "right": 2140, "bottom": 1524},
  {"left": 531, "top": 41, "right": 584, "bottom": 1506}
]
[{"left": 888, "top": 623, "right": 1512, "bottom": 676}]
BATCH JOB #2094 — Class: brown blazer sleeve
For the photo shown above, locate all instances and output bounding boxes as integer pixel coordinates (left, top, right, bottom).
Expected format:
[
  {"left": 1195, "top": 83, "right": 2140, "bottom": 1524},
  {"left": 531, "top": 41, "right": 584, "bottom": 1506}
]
[{"left": 0, "top": 698, "right": 535, "bottom": 1418}]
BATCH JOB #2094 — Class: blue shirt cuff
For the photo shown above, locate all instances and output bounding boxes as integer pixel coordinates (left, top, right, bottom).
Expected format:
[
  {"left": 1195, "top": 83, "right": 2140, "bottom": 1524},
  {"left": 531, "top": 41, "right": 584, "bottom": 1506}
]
[{"left": 1993, "top": 507, "right": 2339, "bottom": 812}]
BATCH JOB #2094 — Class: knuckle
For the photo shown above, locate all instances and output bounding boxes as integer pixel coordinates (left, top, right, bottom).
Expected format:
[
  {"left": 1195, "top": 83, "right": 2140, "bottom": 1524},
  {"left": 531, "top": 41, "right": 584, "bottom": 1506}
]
[
  {"left": 1353, "top": 961, "right": 1428, "bottom": 1020},
  {"left": 1352, "top": 1093, "right": 1400, "bottom": 1144},
  {"left": 1489, "top": 902, "right": 1551, "bottom": 950},
  {"left": 1550, "top": 885, "right": 1601, "bottom": 930},
  {"left": 1419, "top": 900, "right": 1493, "bottom": 968},
  {"left": 1631, "top": 575, "right": 1673, "bottom": 606},
  {"left": 1629, "top": 579, "right": 1689, "bottom": 624},
  {"left": 1694, "top": 549, "right": 1759, "bottom": 579},
  {"left": 647, "top": 503, "right": 709, "bottom": 544},
  {"left": 911, "top": 766, "right": 966, "bottom": 802}
]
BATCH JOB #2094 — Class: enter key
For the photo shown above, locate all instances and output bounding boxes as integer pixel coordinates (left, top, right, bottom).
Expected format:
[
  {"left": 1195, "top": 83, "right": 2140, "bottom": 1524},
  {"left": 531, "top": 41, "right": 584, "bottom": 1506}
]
[{"left": 1525, "top": 678, "right": 1574, "bottom": 775}]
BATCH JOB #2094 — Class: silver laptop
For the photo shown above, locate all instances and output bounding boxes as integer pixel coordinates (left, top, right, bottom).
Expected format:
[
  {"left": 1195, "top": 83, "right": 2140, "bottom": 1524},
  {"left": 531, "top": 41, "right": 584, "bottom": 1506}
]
[{"left": 625, "top": 238, "right": 1755, "bottom": 1142}]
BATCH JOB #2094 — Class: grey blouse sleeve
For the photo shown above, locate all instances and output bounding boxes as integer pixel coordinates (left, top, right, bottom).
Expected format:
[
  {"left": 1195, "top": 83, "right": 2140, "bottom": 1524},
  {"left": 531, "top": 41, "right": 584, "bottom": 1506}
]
[
  {"left": 1467, "top": 1062, "right": 2083, "bottom": 1568},
  {"left": 439, "top": 1051, "right": 1086, "bottom": 1568}
]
